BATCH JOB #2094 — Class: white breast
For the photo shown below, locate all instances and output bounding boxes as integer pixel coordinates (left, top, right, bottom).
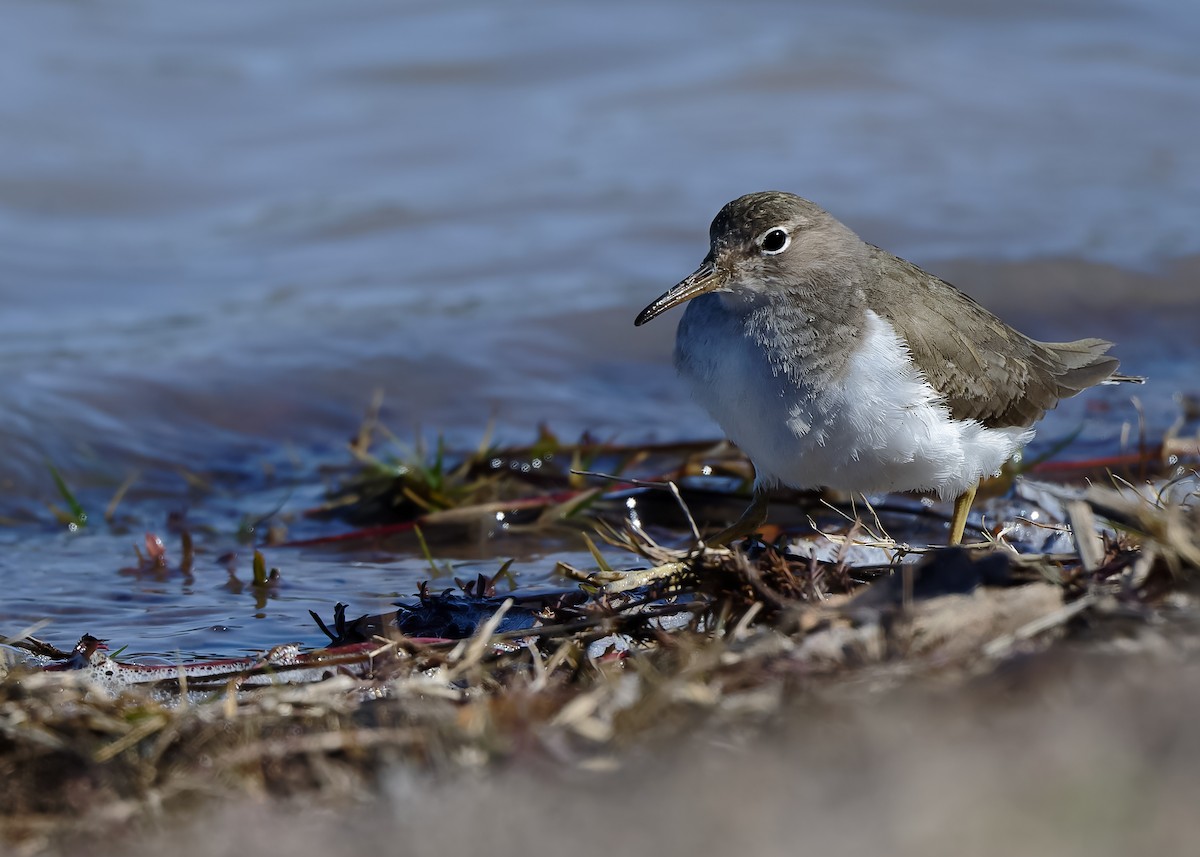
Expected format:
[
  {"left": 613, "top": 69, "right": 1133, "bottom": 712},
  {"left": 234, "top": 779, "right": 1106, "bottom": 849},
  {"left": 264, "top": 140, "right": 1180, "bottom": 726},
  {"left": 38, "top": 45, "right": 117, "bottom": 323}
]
[{"left": 677, "top": 306, "right": 1032, "bottom": 501}]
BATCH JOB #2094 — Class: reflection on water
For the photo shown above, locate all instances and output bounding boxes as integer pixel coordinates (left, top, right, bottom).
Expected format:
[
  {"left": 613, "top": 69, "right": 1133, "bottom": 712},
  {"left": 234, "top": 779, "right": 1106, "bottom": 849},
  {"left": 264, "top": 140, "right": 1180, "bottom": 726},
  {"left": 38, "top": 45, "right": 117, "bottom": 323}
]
[{"left": 0, "top": 0, "right": 1197, "bottom": 656}]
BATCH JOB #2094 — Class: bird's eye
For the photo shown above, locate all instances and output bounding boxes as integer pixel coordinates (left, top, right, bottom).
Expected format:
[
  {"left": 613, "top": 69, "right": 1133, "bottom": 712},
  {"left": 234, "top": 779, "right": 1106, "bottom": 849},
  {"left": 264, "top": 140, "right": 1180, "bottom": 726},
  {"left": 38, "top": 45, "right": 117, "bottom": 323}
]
[{"left": 759, "top": 228, "right": 790, "bottom": 255}]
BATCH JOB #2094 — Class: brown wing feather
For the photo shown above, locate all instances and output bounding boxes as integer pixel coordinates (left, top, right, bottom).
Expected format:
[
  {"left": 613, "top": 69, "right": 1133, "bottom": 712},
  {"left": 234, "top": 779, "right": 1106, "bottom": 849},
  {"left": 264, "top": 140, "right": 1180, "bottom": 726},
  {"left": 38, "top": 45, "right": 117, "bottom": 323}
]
[{"left": 864, "top": 248, "right": 1120, "bottom": 429}]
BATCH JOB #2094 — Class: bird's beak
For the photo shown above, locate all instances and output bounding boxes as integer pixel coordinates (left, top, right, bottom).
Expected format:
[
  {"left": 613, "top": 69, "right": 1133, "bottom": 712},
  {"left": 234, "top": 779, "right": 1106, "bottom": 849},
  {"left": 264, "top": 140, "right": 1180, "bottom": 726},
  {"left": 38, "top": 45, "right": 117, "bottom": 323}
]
[{"left": 634, "top": 257, "right": 728, "bottom": 326}]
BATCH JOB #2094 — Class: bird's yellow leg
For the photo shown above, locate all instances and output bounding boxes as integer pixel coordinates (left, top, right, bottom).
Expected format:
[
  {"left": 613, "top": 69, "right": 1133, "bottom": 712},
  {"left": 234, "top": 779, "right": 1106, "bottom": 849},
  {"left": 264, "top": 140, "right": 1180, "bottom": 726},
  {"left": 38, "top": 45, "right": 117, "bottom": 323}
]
[
  {"left": 709, "top": 487, "right": 770, "bottom": 546},
  {"left": 948, "top": 483, "right": 978, "bottom": 546}
]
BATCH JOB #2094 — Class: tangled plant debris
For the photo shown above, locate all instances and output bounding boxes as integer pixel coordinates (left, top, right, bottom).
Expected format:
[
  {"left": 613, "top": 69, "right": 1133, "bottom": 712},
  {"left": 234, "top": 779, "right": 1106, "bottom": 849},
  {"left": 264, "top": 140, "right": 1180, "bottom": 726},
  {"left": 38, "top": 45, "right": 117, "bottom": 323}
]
[{"left": 2, "top": 423, "right": 1199, "bottom": 852}]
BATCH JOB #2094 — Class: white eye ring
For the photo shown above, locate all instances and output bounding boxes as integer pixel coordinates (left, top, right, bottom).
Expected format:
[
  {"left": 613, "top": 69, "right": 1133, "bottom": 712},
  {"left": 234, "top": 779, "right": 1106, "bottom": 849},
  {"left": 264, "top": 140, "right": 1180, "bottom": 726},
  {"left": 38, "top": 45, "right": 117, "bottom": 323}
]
[{"left": 757, "top": 227, "right": 790, "bottom": 255}]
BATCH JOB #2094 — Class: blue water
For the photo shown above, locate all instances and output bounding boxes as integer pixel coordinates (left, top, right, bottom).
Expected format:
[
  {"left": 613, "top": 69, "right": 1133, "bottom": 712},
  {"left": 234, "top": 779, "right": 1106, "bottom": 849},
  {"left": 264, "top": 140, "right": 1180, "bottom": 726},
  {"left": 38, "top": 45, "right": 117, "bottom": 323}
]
[{"left": 1, "top": 0, "right": 1197, "bottom": 657}]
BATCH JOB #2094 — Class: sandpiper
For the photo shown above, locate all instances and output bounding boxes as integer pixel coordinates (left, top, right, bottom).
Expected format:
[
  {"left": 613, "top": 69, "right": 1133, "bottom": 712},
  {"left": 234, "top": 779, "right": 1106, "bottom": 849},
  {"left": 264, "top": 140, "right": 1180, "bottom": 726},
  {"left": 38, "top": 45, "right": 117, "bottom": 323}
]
[{"left": 635, "top": 191, "right": 1137, "bottom": 545}]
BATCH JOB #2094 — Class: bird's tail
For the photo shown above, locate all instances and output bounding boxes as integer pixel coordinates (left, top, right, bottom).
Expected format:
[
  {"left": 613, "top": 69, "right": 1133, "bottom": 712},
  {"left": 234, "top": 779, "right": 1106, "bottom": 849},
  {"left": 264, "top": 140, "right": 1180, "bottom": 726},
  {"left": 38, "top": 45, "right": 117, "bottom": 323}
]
[{"left": 1044, "top": 338, "right": 1144, "bottom": 392}]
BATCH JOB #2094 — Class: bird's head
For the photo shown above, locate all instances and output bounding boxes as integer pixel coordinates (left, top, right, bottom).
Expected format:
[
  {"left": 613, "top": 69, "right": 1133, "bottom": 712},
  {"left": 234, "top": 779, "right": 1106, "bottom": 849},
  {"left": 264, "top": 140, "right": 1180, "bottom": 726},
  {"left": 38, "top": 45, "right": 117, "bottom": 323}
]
[{"left": 635, "top": 191, "right": 867, "bottom": 326}]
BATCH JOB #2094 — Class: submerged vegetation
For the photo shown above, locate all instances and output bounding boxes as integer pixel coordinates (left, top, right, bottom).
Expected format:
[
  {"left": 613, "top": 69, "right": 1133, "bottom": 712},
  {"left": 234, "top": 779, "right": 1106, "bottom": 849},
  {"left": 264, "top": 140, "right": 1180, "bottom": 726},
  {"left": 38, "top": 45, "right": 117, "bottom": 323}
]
[{"left": 2, "top": 412, "right": 1200, "bottom": 853}]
